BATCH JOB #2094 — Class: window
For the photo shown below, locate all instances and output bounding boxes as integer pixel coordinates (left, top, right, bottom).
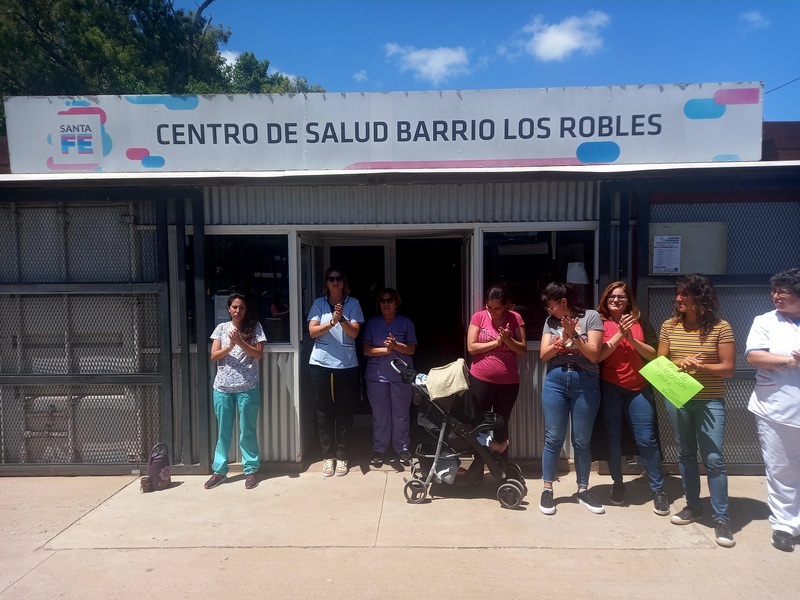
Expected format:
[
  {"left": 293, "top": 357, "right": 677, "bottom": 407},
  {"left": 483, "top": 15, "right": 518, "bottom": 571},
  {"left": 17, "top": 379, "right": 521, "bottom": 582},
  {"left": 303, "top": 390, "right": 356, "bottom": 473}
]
[
  {"left": 182, "top": 234, "right": 291, "bottom": 344},
  {"left": 483, "top": 230, "right": 595, "bottom": 341}
]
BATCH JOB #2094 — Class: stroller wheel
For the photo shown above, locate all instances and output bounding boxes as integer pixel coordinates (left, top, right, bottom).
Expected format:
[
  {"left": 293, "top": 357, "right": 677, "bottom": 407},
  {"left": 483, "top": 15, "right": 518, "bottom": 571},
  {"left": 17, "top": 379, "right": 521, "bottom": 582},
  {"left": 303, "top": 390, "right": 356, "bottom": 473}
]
[
  {"left": 506, "top": 463, "right": 526, "bottom": 487},
  {"left": 404, "top": 479, "right": 428, "bottom": 504},
  {"left": 507, "top": 478, "right": 526, "bottom": 497},
  {"left": 497, "top": 482, "right": 523, "bottom": 510}
]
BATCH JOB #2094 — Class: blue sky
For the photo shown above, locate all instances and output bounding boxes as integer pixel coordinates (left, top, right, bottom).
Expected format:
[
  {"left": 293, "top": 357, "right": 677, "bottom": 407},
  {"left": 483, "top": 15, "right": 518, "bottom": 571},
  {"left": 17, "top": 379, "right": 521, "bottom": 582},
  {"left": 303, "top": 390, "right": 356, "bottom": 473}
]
[{"left": 177, "top": 0, "right": 800, "bottom": 121}]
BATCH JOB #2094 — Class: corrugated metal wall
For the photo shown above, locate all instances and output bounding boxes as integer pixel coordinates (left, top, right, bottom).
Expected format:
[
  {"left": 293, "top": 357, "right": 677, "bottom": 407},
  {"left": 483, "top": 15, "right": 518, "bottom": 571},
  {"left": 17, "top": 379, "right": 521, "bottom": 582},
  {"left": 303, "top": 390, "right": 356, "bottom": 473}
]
[{"left": 203, "top": 181, "right": 598, "bottom": 225}]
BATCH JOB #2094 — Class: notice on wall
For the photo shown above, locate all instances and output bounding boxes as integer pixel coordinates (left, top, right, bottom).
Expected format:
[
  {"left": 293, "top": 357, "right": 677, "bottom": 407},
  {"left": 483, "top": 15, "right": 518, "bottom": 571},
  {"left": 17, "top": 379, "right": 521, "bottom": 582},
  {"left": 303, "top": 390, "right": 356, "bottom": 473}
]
[
  {"left": 649, "top": 222, "right": 727, "bottom": 275},
  {"left": 653, "top": 235, "right": 681, "bottom": 273},
  {"left": 639, "top": 355, "right": 703, "bottom": 408}
]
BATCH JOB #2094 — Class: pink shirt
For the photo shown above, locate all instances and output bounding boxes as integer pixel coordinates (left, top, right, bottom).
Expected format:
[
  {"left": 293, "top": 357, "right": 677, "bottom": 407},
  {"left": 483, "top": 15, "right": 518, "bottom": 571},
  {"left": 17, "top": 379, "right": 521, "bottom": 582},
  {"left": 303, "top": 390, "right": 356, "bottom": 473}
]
[{"left": 469, "top": 309, "right": 524, "bottom": 385}]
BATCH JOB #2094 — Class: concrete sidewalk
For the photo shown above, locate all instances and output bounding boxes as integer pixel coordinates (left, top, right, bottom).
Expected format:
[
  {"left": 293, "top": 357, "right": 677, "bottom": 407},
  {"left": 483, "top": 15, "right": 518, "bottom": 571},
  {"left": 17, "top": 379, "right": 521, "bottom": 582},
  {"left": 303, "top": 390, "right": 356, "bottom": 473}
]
[{"left": 0, "top": 465, "right": 795, "bottom": 600}]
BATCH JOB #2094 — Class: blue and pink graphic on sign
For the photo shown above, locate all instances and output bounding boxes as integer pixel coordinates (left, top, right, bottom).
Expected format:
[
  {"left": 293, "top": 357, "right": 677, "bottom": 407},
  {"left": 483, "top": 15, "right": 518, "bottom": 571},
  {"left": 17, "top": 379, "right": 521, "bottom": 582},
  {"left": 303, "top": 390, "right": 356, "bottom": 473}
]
[
  {"left": 122, "top": 95, "right": 200, "bottom": 169},
  {"left": 47, "top": 100, "right": 111, "bottom": 170}
]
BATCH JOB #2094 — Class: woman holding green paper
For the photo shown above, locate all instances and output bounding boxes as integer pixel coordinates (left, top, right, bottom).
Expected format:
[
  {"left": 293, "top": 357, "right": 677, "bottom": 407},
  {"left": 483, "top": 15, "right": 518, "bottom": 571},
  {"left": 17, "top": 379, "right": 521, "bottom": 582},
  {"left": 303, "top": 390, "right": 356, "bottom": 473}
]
[{"left": 657, "top": 274, "right": 736, "bottom": 548}]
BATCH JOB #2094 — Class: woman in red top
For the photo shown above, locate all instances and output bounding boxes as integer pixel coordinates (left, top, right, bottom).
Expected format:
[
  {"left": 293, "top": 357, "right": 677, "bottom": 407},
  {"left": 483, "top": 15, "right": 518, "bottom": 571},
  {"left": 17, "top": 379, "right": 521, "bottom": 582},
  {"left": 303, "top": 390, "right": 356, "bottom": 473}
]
[
  {"left": 597, "top": 281, "right": 669, "bottom": 516},
  {"left": 467, "top": 284, "right": 527, "bottom": 452}
]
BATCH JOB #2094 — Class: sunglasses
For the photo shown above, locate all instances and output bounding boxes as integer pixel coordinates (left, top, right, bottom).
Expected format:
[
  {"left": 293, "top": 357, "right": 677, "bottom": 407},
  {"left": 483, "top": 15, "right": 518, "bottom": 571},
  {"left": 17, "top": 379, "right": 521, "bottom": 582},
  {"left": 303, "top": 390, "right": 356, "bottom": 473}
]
[
  {"left": 378, "top": 297, "right": 394, "bottom": 303},
  {"left": 327, "top": 275, "right": 344, "bottom": 282},
  {"left": 606, "top": 295, "right": 628, "bottom": 301}
]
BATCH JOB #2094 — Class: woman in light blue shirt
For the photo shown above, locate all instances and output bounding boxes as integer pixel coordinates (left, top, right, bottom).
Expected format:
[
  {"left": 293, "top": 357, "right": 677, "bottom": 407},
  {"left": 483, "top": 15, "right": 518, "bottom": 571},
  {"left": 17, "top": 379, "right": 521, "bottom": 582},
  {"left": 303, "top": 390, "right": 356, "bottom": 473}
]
[{"left": 307, "top": 267, "right": 364, "bottom": 477}]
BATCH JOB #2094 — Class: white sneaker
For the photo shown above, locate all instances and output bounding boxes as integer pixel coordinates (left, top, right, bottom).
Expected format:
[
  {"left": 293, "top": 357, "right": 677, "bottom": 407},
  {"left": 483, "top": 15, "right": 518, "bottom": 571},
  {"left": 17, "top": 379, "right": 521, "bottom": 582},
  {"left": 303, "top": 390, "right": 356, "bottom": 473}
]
[
  {"left": 322, "top": 458, "right": 335, "bottom": 477},
  {"left": 335, "top": 459, "right": 349, "bottom": 477}
]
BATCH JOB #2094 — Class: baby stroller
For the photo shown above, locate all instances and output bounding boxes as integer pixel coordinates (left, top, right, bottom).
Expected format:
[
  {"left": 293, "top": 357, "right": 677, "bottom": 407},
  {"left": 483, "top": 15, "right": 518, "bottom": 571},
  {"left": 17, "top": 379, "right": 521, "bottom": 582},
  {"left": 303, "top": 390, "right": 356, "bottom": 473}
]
[{"left": 391, "top": 357, "right": 528, "bottom": 509}]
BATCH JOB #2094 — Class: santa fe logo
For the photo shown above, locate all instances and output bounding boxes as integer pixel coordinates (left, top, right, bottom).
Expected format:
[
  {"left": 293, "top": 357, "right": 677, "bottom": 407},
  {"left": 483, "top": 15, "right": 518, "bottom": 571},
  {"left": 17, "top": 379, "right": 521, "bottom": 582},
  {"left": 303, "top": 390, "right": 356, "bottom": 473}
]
[{"left": 54, "top": 114, "right": 102, "bottom": 166}]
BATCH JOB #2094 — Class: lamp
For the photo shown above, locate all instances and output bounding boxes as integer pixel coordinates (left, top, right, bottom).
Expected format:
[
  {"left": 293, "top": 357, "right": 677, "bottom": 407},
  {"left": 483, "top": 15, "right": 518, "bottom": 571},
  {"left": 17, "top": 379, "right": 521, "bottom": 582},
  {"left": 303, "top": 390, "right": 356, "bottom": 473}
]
[{"left": 566, "top": 262, "right": 590, "bottom": 284}]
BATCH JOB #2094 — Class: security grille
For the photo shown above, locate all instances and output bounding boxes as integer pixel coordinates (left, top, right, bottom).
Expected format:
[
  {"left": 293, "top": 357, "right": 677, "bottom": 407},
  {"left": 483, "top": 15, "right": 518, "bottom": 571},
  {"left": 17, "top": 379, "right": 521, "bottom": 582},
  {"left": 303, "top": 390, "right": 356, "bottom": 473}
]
[
  {"left": 0, "top": 199, "right": 165, "bottom": 469},
  {"left": 0, "top": 201, "right": 157, "bottom": 284},
  {"left": 0, "top": 384, "right": 160, "bottom": 464},
  {"left": 0, "top": 294, "right": 161, "bottom": 375}
]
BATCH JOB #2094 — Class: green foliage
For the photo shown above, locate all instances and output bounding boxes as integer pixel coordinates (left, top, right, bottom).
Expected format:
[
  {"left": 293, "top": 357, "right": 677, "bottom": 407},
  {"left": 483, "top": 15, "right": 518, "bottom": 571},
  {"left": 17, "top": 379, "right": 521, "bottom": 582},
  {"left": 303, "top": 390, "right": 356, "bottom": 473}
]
[{"left": 0, "top": 0, "right": 325, "bottom": 134}]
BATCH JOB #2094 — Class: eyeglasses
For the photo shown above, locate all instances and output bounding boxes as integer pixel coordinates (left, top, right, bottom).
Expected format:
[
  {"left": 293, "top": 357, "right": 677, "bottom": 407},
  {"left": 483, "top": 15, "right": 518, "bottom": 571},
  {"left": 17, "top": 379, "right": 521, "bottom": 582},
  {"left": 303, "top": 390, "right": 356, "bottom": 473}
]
[
  {"left": 545, "top": 303, "right": 560, "bottom": 313},
  {"left": 378, "top": 297, "right": 394, "bottom": 303},
  {"left": 771, "top": 288, "right": 794, "bottom": 298},
  {"left": 607, "top": 295, "right": 628, "bottom": 301},
  {"left": 327, "top": 275, "right": 344, "bottom": 282}
]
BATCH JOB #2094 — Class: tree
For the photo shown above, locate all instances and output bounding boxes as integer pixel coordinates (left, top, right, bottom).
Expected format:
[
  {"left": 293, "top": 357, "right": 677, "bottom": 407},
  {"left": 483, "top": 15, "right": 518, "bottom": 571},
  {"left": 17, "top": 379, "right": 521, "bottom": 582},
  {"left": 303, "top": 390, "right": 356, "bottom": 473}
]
[
  {"left": 0, "top": 0, "right": 324, "bottom": 133},
  {"left": 227, "top": 51, "right": 325, "bottom": 94}
]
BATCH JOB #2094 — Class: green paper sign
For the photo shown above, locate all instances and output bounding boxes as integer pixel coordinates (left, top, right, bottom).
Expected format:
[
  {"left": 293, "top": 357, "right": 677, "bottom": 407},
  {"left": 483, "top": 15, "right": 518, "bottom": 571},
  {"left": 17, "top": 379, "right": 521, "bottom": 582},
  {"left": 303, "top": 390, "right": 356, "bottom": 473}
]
[{"left": 639, "top": 355, "right": 704, "bottom": 408}]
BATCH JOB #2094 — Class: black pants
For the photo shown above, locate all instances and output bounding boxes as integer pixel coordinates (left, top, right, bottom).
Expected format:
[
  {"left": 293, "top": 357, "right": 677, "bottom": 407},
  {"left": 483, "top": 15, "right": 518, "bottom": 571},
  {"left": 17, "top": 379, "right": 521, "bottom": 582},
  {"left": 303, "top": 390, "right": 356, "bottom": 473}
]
[
  {"left": 310, "top": 365, "right": 361, "bottom": 460},
  {"left": 469, "top": 374, "right": 519, "bottom": 444}
]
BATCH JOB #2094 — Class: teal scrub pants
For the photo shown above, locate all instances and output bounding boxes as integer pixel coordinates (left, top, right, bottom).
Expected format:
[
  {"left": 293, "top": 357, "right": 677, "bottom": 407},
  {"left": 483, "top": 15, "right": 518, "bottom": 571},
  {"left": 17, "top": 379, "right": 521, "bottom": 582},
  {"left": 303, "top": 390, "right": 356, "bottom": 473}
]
[{"left": 211, "top": 387, "right": 261, "bottom": 475}]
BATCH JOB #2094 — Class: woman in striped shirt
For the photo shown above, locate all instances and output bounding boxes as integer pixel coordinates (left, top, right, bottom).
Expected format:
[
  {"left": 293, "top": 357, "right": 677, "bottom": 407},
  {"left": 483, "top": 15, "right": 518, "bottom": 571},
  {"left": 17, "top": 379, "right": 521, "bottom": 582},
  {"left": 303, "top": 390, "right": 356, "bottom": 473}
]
[{"left": 658, "top": 274, "right": 736, "bottom": 548}]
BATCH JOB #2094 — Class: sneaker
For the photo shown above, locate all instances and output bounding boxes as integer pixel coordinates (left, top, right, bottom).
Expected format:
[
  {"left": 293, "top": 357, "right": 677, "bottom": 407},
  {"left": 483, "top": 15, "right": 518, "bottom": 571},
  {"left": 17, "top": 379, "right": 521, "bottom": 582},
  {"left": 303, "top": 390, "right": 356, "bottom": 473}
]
[
  {"left": 577, "top": 489, "right": 605, "bottom": 514},
  {"left": 772, "top": 530, "right": 795, "bottom": 553},
  {"left": 335, "top": 459, "right": 349, "bottom": 477},
  {"left": 714, "top": 520, "right": 735, "bottom": 548},
  {"left": 653, "top": 489, "right": 670, "bottom": 516},
  {"left": 370, "top": 452, "right": 384, "bottom": 467},
  {"left": 244, "top": 473, "right": 258, "bottom": 489},
  {"left": 204, "top": 473, "right": 225, "bottom": 489},
  {"left": 322, "top": 458, "right": 335, "bottom": 477},
  {"left": 398, "top": 450, "right": 412, "bottom": 466},
  {"left": 671, "top": 505, "right": 703, "bottom": 525},
  {"left": 539, "top": 488, "right": 556, "bottom": 515},
  {"left": 608, "top": 481, "right": 625, "bottom": 505}
]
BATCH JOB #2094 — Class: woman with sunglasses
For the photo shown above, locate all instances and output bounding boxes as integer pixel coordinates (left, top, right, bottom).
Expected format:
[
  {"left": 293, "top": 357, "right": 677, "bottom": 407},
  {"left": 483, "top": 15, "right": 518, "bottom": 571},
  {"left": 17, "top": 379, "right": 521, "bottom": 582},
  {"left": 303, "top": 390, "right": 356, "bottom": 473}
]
[
  {"left": 363, "top": 288, "right": 418, "bottom": 467},
  {"left": 307, "top": 268, "right": 365, "bottom": 477},
  {"left": 746, "top": 268, "right": 800, "bottom": 552},
  {"left": 658, "top": 273, "right": 735, "bottom": 548},
  {"left": 467, "top": 284, "right": 526, "bottom": 457},
  {"left": 539, "top": 281, "right": 605, "bottom": 515},
  {"left": 596, "top": 282, "right": 668, "bottom": 515}
]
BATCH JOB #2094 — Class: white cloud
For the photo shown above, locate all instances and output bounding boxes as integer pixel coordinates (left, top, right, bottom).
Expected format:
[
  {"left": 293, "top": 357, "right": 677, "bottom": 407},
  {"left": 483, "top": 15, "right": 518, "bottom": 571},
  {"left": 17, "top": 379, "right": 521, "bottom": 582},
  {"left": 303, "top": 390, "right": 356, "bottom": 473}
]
[
  {"left": 521, "top": 11, "right": 609, "bottom": 62},
  {"left": 220, "top": 50, "right": 239, "bottom": 67},
  {"left": 353, "top": 69, "right": 368, "bottom": 82},
  {"left": 385, "top": 43, "right": 469, "bottom": 85},
  {"left": 739, "top": 11, "right": 770, "bottom": 31}
]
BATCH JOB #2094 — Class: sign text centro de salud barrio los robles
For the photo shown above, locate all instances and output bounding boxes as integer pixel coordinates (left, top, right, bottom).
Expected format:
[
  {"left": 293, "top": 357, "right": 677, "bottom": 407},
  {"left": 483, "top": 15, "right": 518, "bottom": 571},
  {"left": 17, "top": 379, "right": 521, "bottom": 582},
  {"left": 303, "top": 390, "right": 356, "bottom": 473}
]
[{"left": 3, "top": 82, "right": 763, "bottom": 174}]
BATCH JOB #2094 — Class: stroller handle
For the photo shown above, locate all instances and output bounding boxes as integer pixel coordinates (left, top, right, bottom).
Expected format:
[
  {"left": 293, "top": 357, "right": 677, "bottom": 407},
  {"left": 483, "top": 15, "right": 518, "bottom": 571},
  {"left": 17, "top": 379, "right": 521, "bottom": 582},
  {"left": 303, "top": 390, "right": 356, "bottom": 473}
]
[{"left": 390, "top": 357, "right": 409, "bottom": 374}]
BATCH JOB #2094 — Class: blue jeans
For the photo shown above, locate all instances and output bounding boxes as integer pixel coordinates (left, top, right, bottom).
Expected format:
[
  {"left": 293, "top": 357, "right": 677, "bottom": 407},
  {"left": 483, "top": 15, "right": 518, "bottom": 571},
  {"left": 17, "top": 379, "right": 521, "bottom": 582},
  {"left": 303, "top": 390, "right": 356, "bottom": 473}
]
[
  {"left": 211, "top": 387, "right": 260, "bottom": 476},
  {"left": 602, "top": 381, "right": 664, "bottom": 493},
  {"left": 542, "top": 366, "right": 601, "bottom": 487},
  {"left": 665, "top": 398, "right": 729, "bottom": 522}
]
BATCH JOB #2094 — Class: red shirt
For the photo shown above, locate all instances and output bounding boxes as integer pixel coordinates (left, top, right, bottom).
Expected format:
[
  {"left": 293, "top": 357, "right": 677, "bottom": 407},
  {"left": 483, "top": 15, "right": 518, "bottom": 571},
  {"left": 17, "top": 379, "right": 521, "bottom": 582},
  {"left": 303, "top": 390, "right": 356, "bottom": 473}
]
[{"left": 601, "top": 320, "right": 648, "bottom": 391}]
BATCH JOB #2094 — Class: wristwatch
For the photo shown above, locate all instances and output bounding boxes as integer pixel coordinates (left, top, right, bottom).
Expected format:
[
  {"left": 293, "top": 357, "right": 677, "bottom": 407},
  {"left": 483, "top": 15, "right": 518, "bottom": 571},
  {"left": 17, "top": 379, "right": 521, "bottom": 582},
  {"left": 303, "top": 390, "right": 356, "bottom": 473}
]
[{"left": 572, "top": 333, "right": 582, "bottom": 341}]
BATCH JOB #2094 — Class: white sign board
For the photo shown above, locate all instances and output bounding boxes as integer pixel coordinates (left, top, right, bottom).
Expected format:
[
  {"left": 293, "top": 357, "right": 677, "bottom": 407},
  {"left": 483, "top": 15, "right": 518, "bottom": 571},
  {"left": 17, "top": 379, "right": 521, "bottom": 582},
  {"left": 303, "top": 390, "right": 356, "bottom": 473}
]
[{"left": 4, "top": 82, "right": 763, "bottom": 174}]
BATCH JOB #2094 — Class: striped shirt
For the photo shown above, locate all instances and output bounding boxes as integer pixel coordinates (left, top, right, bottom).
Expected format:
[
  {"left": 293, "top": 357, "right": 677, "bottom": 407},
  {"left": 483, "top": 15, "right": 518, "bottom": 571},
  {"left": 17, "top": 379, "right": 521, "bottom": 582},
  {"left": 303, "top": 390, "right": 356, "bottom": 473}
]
[{"left": 659, "top": 319, "right": 734, "bottom": 400}]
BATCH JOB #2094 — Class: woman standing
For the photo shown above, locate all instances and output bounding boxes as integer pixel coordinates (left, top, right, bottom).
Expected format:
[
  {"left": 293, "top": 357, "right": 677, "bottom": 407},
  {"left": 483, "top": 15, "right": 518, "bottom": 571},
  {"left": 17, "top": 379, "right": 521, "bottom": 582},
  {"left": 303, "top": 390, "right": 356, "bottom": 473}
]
[
  {"left": 746, "top": 268, "right": 800, "bottom": 552},
  {"left": 539, "top": 282, "right": 605, "bottom": 515},
  {"left": 597, "top": 282, "right": 669, "bottom": 515},
  {"left": 307, "top": 268, "right": 364, "bottom": 477},
  {"left": 658, "top": 274, "right": 735, "bottom": 548},
  {"left": 205, "top": 292, "right": 267, "bottom": 490},
  {"left": 467, "top": 284, "right": 526, "bottom": 453},
  {"left": 363, "top": 288, "right": 417, "bottom": 467}
]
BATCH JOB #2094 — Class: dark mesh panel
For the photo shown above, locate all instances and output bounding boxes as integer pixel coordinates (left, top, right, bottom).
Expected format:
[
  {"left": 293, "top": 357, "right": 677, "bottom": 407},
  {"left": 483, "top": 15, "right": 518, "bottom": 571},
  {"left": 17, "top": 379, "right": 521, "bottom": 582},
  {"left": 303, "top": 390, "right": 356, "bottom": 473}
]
[
  {"left": 0, "top": 295, "right": 161, "bottom": 374},
  {"left": 1, "top": 385, "right": 160, "bottom": 464},
  {"left": 0, "top": 200, "right": 164, "bottom": 468},
  {"left": 0, "top": 202, "right": 158, "bottom": 284}
]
